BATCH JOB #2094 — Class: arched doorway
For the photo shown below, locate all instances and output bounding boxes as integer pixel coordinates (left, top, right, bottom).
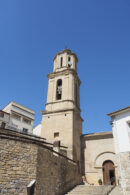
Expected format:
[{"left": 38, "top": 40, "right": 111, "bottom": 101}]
[{"left": 102, "top": 160, "right": 116, "bottom": 185}]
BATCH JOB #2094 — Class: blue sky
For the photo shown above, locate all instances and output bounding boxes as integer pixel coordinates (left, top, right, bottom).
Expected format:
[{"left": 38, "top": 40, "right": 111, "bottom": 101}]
[{"left": 0, "top": 0, "right": 130, "bottom": 134}]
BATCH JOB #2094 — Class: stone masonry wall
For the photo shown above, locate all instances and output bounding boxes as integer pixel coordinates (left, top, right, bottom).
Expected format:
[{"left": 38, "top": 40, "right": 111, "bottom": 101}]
[
  {"left": 36, "top": 147, "right": 81, "bottom": 195},
  {"left": 0, "top": 128, "right": 82, "bottom": 195},
  {"left": 0, "top": 132, "right": 37, "bottom": 195}
]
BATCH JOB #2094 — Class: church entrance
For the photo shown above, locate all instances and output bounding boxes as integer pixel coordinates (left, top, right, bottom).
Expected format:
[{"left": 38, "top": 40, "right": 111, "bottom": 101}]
[{"left": 102, "top": 160, "right": 116, "bottom": 185}]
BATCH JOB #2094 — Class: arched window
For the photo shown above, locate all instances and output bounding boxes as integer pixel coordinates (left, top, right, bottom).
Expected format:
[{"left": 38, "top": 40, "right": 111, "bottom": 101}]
[
  {"left": 68, "top": 56, "right": 72, "bottom": 68},
  {"left": 56, "top": 79, "right": 62, "bottom": 100},
  {"left": 60, "top": 57, "right": 63, "bottom": 67},
  {"left": 68, "top": 56, "right": 71, "bottom": 61}
]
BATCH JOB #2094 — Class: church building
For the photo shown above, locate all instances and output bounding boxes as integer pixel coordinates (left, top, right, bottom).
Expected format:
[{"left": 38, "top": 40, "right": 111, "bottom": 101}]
[{"left": 40, "top": 49, "right": 118, "bottom": 186}]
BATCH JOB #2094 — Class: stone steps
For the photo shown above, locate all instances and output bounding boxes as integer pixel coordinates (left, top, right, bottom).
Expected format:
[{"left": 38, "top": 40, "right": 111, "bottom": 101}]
[
  {"left": 65, "top": 185, "right": 113, "bottom": 195},
  {"left": 109, "top": 186, "right": 123, "bottom": 195}
]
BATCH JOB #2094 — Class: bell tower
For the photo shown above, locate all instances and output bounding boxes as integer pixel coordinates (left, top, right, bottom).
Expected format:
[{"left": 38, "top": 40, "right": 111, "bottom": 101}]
[{"left": 41, "top": 49, "right": 83, "bottom": 162}]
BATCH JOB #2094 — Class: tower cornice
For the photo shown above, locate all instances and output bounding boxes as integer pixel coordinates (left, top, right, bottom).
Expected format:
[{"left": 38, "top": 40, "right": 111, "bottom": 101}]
[
  {"left": 47, "top": 69, "right": 81, "bottom": 85},
  {"left": 45, "top": 99, "right": 81, "bottom": 112},
  {"left": 53, "top": 49, "right": 78, "bottom": 62},
  {"left": 41, "top": 108, "right": 83, "bottom": 121}
]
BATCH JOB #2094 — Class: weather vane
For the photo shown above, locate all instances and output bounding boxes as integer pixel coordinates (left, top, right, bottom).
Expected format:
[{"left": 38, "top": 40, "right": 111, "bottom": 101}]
[
  {"left": 64, "top": 45, "right": 70, "bottom": 50},
  {"left": 64, "top": 45, "right": 68, "bottom": 49}
]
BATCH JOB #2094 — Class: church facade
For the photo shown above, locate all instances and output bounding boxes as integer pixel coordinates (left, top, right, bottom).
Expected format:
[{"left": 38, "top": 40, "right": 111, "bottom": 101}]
[
  {"left": 81, "top": 132, "right": 118, "bottom": 185},
  {"left": 40, "top": 49, "right": 119, "bottom": 186}
]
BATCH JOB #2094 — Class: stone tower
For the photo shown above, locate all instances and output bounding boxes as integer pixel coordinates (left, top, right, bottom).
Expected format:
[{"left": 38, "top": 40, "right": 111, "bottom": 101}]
[{"left": 41, "top": 49, "right": 83, "bottom": 162}]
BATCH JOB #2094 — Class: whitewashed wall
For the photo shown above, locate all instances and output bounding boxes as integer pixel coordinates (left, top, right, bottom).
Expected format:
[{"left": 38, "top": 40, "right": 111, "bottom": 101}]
[
  {"left": 0, "top": 112, "right": 10, "bottom": 128},
  {"left": 33, "top": 123, "right": 42, "bottom": 136},
  {"left": 112, "top": 111, "right": 130, "bottom": 153}
]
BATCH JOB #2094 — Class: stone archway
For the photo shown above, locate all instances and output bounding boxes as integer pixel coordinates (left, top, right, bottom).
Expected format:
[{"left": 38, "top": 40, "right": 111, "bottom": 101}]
[{"left": 102, "top": 160, "right": 116, "bottom": 185}]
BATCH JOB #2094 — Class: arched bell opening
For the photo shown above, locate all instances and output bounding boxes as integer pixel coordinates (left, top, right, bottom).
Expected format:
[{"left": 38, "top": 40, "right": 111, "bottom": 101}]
[
  {"left": 56, "top": 79, "right": 62, "bottom": 100},
  {"left": 102, "top": 160, "right": 116, "bottom": 185}
]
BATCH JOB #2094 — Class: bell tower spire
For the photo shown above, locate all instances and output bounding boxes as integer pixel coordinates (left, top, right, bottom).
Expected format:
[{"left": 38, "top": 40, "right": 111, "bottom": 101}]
[{"left": 41, "top": 49, "right": 83, "bottom": 162}]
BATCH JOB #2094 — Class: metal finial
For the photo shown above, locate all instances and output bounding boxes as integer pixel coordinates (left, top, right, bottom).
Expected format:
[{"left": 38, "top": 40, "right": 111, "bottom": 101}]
[{"left": 64, "top": 45, "right": 68, "bottom": 49}]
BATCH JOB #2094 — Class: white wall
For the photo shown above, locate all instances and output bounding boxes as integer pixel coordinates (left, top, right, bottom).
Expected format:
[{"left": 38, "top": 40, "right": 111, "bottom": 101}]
[
  {"left": 0, "top": 112, "right": 10, "bottom": 128},
  {"left": 9, "top": 117, "right": 33, "bottom": 133},
  {"left": 112, "top": 111, "right": 130, "bottom": 153},
  {"left": 33, "top": 124, "right": 41, "bottom": 136}
]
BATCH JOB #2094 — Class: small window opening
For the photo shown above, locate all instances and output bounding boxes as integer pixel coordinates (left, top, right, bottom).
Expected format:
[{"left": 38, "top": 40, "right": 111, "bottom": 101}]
[
  {"left": 0, "top": 112, "right": 4, "bottom": 118},
  {"left": 60, "top": 57, "right": 63, "bottom": 67},
  {"left": 1, "top": 122, "right": 6, "bottom": 128},
  {"left": 54, "top": 132, "right": 59, "bottom": 138},
  {"left": 23, "top": 128, "right": 28, "bottom": 134},
  {"left": 56, "top": 79, "right": 62, "bottom": 100}
]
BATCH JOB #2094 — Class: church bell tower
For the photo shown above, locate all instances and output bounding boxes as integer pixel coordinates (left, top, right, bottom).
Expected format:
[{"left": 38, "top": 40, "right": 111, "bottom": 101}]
[{"left": 41, "top": 49, "right": 83, "bottom": 162}]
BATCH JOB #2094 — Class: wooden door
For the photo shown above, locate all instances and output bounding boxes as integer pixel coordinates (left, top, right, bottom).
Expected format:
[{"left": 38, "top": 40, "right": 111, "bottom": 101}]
[{"left": 103, "top": 160, "right": 116, "bottom": 185}]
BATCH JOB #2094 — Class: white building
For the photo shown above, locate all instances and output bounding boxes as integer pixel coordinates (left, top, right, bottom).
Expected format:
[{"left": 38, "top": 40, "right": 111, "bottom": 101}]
[
  {"left": 0, "top": 110, "right": 10, "bottom": 129},
  {"left": 108, "top": 106, "right": 130, "bottom": 155},
  {"left": 2, "top": 101, "right": 35, "bottom": 134},
  {"left": 33, "top": 123, "right": 42, "bottom": 136},
  {"left": 108, "top": 106, "right": 130, "bottom": 195}
]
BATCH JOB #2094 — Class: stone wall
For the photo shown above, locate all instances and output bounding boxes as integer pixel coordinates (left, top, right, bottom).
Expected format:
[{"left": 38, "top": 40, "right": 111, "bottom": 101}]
[
  {"left": 0, "top": 128, "right": 82, "bottom": 195},
  {"left": 117, "top": 152, "right": 130, "bottom": 195},
  {"left": 36, "top": 147, "right": 81, "bottom": 195}
]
